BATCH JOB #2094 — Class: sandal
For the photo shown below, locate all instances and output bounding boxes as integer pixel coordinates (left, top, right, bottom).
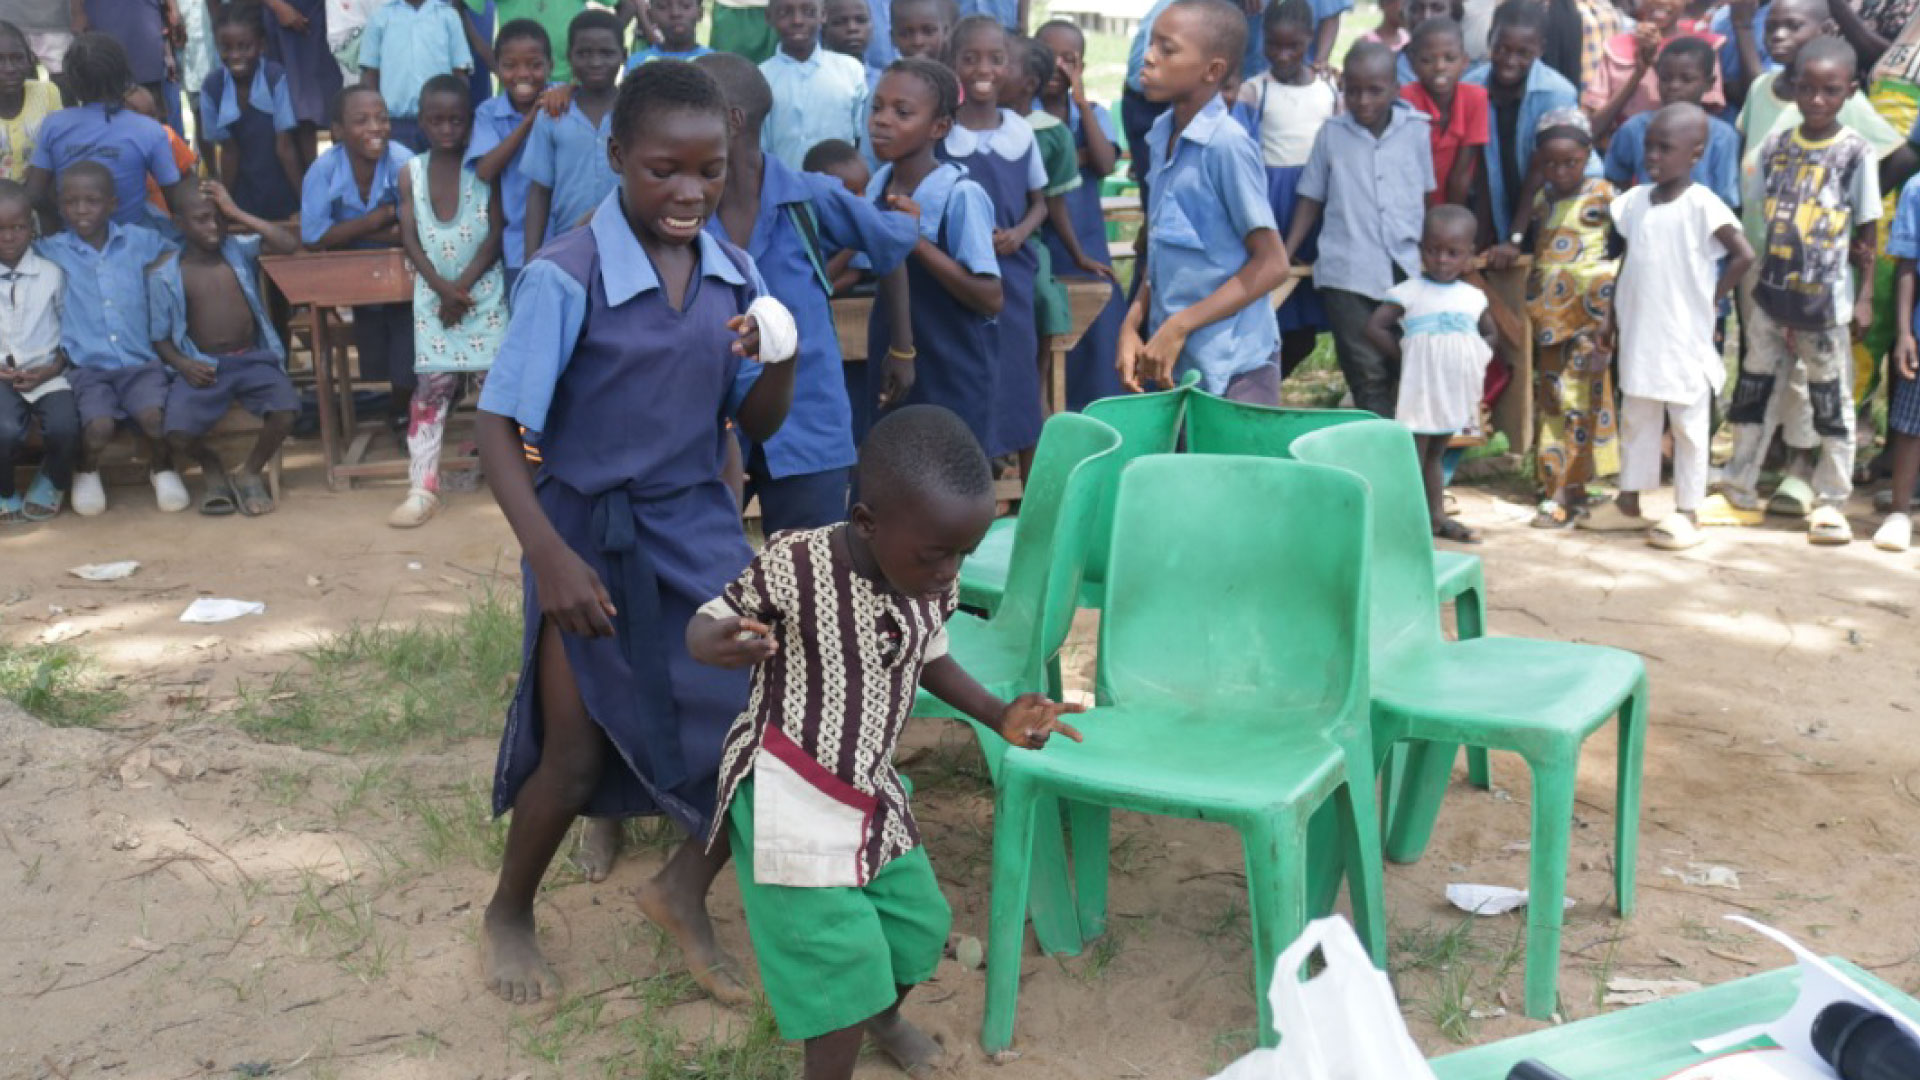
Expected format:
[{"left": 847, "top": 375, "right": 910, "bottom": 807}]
[
  {"left": 21, "top": 471, "right": 63, "bottom": 521},
  {"left": 1531, "top": 499, "right": 1581, "bottom": 529},
  {"left": 1807, "top": 505, "right": 1853, "bottom": 546},
  {"left": 1695, "top": 493, "right": 1765, "bottom": 527},
  {"left": 1874, "top": 513, "right": 1913, "bottom": 552},
  {"left": 1767, "top": 476, "right": 1815, "bottom": 517},
  {"left": 234, "top": 471, "right": 275, "bottom": 517},
  {"left": 1577, "top": 501, "right": 1649, "bottom": 532},
  {"left": 1433, "top": 517, "right": 1482, "bottom": 544},
  {"left": 198, "top": 473, "right": 238, "bottom": 516},
  {"left": 0, "top": 493, "right": 23, "bottom": 525},
  {"left": 1647, "top": 513, "right": 1704, "bottom": 551}
]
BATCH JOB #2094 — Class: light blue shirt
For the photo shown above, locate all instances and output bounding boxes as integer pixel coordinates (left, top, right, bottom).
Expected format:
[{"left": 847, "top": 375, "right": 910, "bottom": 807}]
[
  {"left": 521, "top": 100, "right": 617, "bottom": 244},
  {"left": 1143, "top": 94, "right": 1279, "bottom": 390},
  {"left": 37, "top": 223, "right": 172, "bottom": 370},
  {"left": 956, "top": 0, "right": 1018, "bottom": 26},
  {"left": 626, "top": 43, "right": 714, "bottom": 70},
  {"left": 865, "top": 0, "right": 894, "bottom": 70},
  {"left": 202, "top": 63, "right": 296, "bottom": 141},
  {"left": 1297, "top": 102, "right": 1433, "bottom": 301},
  {"left": 1710, "top": 3, "right": 1773, "bottom": 93},
  {"left": 864, "top": 160, "right": 1000, "bottom": 277},
  {"left": 480, "top": 192, "right": 768, "bottom": 436},
  {"left": 1887, "top": 175, "right": 1920, "bottom": 331},
  {"left": 300, "top": 142, "right": 416, "bottom": 247},
  {"left": 1127, "top": 0, "right": 1352, "bottom": 92},
  {"left": 360, "top": 0, "right": 473, "bottom": 119},
  {"left": 1604, "top": 110, "right": 1742, "bottom": 210},
  {"left": 147, "top": 235, "right": 285, "bottom": 365},
  {"left": 28, "top": 104, "right": 182, "bottom": 227},
  {"left": 1464, "top": 58, "right": 1584, "bottom": 237},
  {"left": 466, "top": 93, "right": 536, "bottom": 268},
  {"left": 761, "top": 46, "right": 871, "bottom": 171}
]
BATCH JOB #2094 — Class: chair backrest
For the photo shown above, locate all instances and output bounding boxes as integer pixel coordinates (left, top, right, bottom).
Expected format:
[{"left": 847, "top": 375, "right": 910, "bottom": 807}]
[
  {"left": 1079, "top": 383, "right": 1190, "bottom": 595},
  {"left": 1095, "top": 456, "right": 1371, "bottom": 724},
  {"left": 1185, "top": 390, "right": 1377, "bottom": 460},
  {"left": 1290, "top": 420, "right": 1444, "bottom": 659},
  {"left": 997, "top": 413, "right": 1124, "bottom": 658}
]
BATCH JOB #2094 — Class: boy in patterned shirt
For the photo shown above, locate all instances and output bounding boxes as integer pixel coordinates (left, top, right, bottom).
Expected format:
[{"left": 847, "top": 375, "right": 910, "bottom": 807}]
[{"left": 687, "top": 404, "right": 1083, "bottom": 1080}]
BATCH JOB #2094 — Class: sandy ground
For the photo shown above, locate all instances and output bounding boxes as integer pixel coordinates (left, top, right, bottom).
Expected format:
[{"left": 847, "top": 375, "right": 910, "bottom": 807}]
[{"left": 3, "top": 447, "right": 1918, "bottom": 1080}]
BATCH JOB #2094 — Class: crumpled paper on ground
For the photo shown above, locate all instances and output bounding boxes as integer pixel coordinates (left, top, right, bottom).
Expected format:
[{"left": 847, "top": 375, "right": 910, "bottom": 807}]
[
  {"left": 68, "top": 561, "right": 139, "bottom": 581},
  {"left": 179, "top": 598, "right": 266, "bottom": 624},
  {"left": 1446, "top": 883, "right": 1577, "bottom": 916}
]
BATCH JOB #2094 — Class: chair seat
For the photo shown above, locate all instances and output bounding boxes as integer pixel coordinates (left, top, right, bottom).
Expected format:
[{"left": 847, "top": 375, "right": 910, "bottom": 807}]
[
  {"left": 957, "top": 517, "right": 1017, "bottom": 613},
  {"left": 1376, "top": 637, "right": 1645, "bottom": 738},
  {"left": 1433, "top": 549, "right": 1480, "bottom": 602}
]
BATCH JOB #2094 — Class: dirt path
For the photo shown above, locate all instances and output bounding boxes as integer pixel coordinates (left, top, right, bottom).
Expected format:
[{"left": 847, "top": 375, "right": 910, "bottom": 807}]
[{"left": 3, "top": 459, "right": 1917, "bottom": 1079}]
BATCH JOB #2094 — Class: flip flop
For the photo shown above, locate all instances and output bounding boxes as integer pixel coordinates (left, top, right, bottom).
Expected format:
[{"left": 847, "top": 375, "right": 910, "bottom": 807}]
[
  {"left": 198, "top": 473, "right": 238, "bottom": 516},
  {"left": 0, "top": 493, "right": 24, "bottom": 525},
  {"left": 1433, "top": 518, "right": 1482, "bottom": 544},
  {"left": 1808, "top": 505, "right": 1853, "bottom": 546},
  {"left": 1874, "top": 513, "right": 1913, "bottom": 552},
  {"left": 1695, "top": 493, "right": 1764, "bottom": 527},
  {"left": 234, "top": 471, "right": 275, "bottom": 517},
  {"left": 1767, "top": 476, "right": 1815, "bottom": 517},
  {"left": 1577, "top": 501, "right": 1649, "bottom": 532},
  {"left": 1647, "top": 513, "right": 1704, "bottom": 551},
  {"left": 21, "top": 472, "right": 63, "bottom": 522}
]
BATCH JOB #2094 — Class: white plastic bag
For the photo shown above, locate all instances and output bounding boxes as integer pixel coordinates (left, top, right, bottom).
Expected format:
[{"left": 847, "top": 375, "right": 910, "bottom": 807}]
[{"left": 1208, "top": 916, "right": 1438, "bottom": 1080}]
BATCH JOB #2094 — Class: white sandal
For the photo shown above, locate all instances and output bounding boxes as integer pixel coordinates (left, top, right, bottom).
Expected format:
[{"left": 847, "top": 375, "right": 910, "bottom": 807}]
[
  {"left": 1647, "top": 513, "right": 1704, "bottom": 551},
  {"left": 1873, "top": 513, "right": 1912, "bottom": 552},
  {"left": 387, "top": 489, "right": 440, "bottom": 528}
]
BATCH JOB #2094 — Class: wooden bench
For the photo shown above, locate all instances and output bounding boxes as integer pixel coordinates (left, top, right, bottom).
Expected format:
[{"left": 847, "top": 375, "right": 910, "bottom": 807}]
[{"left": 8, "top": 401, "right": 283, "bottom": 503}]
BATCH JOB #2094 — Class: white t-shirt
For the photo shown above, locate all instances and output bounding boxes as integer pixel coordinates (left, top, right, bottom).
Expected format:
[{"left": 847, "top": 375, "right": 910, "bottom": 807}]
[
  {"left": 1237, "top": 74, "right": 1340, "bottom": 168},
  {"left": 1610, "top": 183, "right": 1741, "bottom": 405}
]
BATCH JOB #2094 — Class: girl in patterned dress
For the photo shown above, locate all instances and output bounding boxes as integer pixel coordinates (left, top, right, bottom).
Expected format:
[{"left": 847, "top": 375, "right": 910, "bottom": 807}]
[{"left": 392, "top": 75, "right": 508, "bottom": 527}]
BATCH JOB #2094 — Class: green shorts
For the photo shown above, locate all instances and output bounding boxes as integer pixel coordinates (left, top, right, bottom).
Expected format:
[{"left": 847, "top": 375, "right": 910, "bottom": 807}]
[
  {"left": 727, "top": 778, "right": 952, "bottom": 1040},
  {"left": 709, "top": 4, "right": 777, "bottom": 63},
  {"left": 1034, "top": 240, "right": 1072, "bottom": 337}
]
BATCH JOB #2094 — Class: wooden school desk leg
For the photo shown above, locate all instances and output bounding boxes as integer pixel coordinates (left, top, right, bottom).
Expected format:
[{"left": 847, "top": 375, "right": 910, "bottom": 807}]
[
  {"left": 335, "top": 308, "right": 359, "bottom": 453},
  {"left": 1048, "top": 345, "right": 1068, "bottom": 415},
  {"left": 310, "top": 302, "right": 343, "bottom": 490}
]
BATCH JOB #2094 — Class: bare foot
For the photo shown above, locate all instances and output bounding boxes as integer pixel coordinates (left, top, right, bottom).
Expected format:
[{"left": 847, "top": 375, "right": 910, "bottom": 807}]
[
  {"left": 574, "top": 817, "right": 622, "bottom": 882},
  {"left": 867, "top": 1011, "right": 945, "bottom": 1076},
  {"left": 481, "top": 905, "right": 560, "bottom": 1004},
  {"left": 634, "top": 878, "right": 751, "bottom": 1005}
]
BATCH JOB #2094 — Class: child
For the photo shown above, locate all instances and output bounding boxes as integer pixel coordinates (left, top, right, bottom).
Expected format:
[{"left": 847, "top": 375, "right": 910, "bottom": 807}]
[
  {"left": 1882, "top": 165, "right": 1920, "bottom": 551},
  {"left": 1462, "top": 2, "right": 1578, "bottom": 243},
  {"left": 627, "top": 0, "right": 715, "bottom": 67},
  {"left": 799, "top": 137, "right": 871, "bottom": 294},
  {"left": 1396, "top": 0, "right": 1456, "bottom": 84},
  {"left": 889, "top": 0, "right": 951, "bottom": 60},
  {"left": 25, "top": 34, "right": 185, "bottom": 231},
  {"left": 392, "top": 76, "right": 508, "bottom": 528},
  {"left": 1709, "top": 36, "right": 1880, "bottom": 544},
  {"left": 1363, "top": 203, "right": 1496, "bottom": 542},
  {"left": 1362, "top": 0, "right": 1409, "bottom": 51},
  {"left": 823, "top": 0, "right": 875, "bottom": 63},
  {"left": 760, "top": 0, "right": 871, "bottom": 170},
  {"left": 38, "top": 162, "right": 186, "bottom": 517},
  {"left": 1500, "top": 113, "right": 1621, "bottom": 529},
  {"left": 151, "top": 181, "right": 303, "bottom": 516},
  {"left": 1583, "top": 0, "right": 1726, "bottom": 132},
  {"left": 523, "top": 10, "right": 624, "bottom": 255},
  {"left": 1239, "top": 0, "right": 1339, "bottom": 377},
  {"left": 0, "top": 180, "right": 75, "bottom": 523},
  {"left": 467, "top": 19, "right": 559, "bottom": 282},
  {"left": 474, "top": 59, "right": 799, "bottom": 1008},
  {"left": 259, "top": 0, "right": 342, "bottom": 167},
  {"left": 301, "top": 86, "right": 417, "bottom": 411},
  {"left": 1125, "top": 0, "right": 1290, "bottom": 402},
  {"left": 1597, "top": 104, "right": 1753, "bottom": 549},
  {"left": 203, "top": 5, "right": 304, "bottom": 222},
  {"left": 864, "top": 58, "right": 1003, "bottom": 451},
  {"left": 490, "top": 0, "right": 589, "bottom": 82},
  {"left": 1288, "top": 40, "right": 1431, "bottom": 416},
  {"left": 0, "top": 20, "right": 60, "bottom": 182},
  {"left": 690, "top": 404, "right": 1083, "bottom": 1080},
  {"left": 695, "top": 51, "right": 918, "bottom": 534},
  {"left": 1401, "top": 17, "right": 1486, "bottom": 208},
  {"left": 1035, "top": 19, "right": 1127, "bottom": 408},
  {"left": 358, "top": 0, "right": 473, "bottom": 152},
  {"left": 125, "top": 85, "right": 198, "bottom": 220},
  {"left": 1602, "top": 36, "right": 1741, "bottom": 209}
]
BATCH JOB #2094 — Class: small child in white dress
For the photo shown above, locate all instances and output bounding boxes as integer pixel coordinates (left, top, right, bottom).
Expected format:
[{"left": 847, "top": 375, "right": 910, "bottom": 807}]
[{"left": 1365, "top": 204, "right": 1497, "bottom": 542}]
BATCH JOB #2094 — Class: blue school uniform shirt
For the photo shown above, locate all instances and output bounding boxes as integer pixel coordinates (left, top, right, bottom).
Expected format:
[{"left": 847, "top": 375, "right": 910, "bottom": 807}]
[
  {"left": 1709, "top": 3, "right": 1774, "bottom": 92},
  {"left": 300, "top": 142, "right": 416, "bottom": 247},
  {"left": 147, "top": 235, "right": 285, "bottom": 366},
  {"left": 202, "top": 63, "right": 297, "bottom": 141},
  {"left": 1464, "top": 59, "right": 1586, "bottom": 237},
  {"left": 708, "top": 154, "right": 918, "bottom": 478},
  {"left": 1298, "top": 102, "right": 1433, "bottom": 301},
  {"left": 1144, "top": 93, "right": 1279, "bottom": 390},
  {"left": 360, "top": 0, "right": 473, "bottom": 120},
  {"left": 28, "top": 104, "right": 182, "bottom": 227},
  {"left": 37, "top": 223, "right": 171, "bottom": 370},
  {"left": 1888, "top": 173, "right": 1920, "bottom": 321},
  {"left": 626, "top": 43, "right": 715, "bottom": 70},
  {"left": 521, "top": 100, "right": 617, "bottom": 245},
  {"left": 865, "top": 0, "right": 894, "bottom": 70},
  {"left": 761, "top": 47, "right": 871, "bottom": 171},
  {"left": 865, "top": 160, "right": 999, "bottom": 277},
  {"left": 1604, "top": 110, "right": 1741, "bottom": 209},
  {"left": 1126, "top": 0, "right": 1352, "bottom": 92},
  {"left": 466, "top": 93, "right": 537, "bottom": 269},
  {"left": 480, "top": 191, "right": 769, "bottom": 439}
]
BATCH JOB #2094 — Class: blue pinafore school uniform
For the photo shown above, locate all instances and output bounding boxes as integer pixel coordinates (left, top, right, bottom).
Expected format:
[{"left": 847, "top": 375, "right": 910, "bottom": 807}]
[
  {"left": 201, "top": 61, "right": 300, "bottom": 221},
  {"left": 938, "top": 111, "right": 1046, "bottom": 458},
  {"left": 862, "top": 161, "right": 1002, "bottom": 453},
  {"left": 1239, "top": 84, "right": 1329, "bottom": 339},
  {"left": 477, "top": 192, "right": 769, "bottom": 831},
  {"left": 1047, "top": 99, "right": 1127, "bottom": 410}
]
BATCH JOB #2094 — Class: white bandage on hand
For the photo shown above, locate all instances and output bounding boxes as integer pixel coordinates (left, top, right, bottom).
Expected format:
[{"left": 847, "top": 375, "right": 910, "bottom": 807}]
[{"left": 745, "top": 296, "right": 798, "bottom": 364}]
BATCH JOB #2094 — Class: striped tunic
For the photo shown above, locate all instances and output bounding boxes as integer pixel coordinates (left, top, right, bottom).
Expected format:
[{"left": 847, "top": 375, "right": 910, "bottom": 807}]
[{"left": 705, "top": 527, "right": 954, "bottom": 883}]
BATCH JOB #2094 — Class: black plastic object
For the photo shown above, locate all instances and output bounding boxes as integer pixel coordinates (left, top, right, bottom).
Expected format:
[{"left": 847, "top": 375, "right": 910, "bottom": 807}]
[
  {"left": 1505, "top": 1061, "right": 1576, "bottom": 1080},
  {"left": 1812, "top": 1002, "right": 1920, "bottom": 1080}
]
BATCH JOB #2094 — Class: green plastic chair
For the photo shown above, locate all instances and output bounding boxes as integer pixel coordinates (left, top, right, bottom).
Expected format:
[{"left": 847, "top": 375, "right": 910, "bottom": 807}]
[
  {"left": 912, "top": 412, "right": 1123, "bottom": 958},
  {"left": 1292, "top": 420, "right": 1647, "bottom": 1020},
  {"left": 957, "top": 381, "right": 1191, "bottom": 615},
  {"left": 981, "top": 456, "right": 1388, "bottom": 1052}
]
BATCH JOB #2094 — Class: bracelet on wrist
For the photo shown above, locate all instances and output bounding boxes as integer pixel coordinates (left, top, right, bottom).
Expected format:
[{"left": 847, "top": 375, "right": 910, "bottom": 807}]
[{"left": 887, "top": 346, "right": 917, "bottom": 361}]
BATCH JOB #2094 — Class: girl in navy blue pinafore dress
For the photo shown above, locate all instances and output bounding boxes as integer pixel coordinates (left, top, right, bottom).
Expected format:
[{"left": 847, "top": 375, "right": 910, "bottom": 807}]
[
  {"left": 939, "top": 16, "right": 1047, "bottom": 461},
  {"left": 472, "top": 62, "right": 797, "bottom": 1007},
  {"left": 204, "top": 8, "right": 303, "bottom": 222},
  {"left": 863, "top": 59, "right": 1005, "bottom": 454},
  {"left": 260, "top": 0, "right": 341, "bottom": 166}
]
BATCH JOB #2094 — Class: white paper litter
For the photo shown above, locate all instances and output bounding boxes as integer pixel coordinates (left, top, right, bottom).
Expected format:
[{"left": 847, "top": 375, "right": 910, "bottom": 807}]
[
  {"left": 1603, "top": 976, "right": 1702, "bottom": 1005},
  {"left": 1662, "top": 863, "right": 1742, "bottom": 890},
  {"left": 38, "top": 621, "right": 83, "bottom": 645},
  {"left": 68, "top": 561, "right": 139, "bottom": 581},
  {"left": 178, "top": 598, "right": 266, "bottom": 623},
  {"left": 1446, "top": 883, "right": 1577, "bottom": 916}
]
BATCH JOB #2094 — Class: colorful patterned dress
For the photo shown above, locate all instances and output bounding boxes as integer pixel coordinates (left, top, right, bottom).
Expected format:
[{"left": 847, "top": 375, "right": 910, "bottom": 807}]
[{"left": 1526, "top": 176, "right": 1620, "bottom": 498}]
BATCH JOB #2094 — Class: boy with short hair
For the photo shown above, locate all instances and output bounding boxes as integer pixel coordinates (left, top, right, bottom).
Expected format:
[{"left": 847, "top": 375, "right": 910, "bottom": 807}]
[
  {"left": 0, "top": 179, "right": 77, "bottom": 523},
  {"left": 822, "top": 0, "right": 874, "bottom": 64},
  {"left": 689, "top": 404, "right": 1083, "bottom": 1080},
  {"left": 1604, "top": 36, "right": 1741, "bottom": 209},
  {"left": 888, "top": 0, "right": 950, "bottom": 61},
  {"left": 627, "top": 0, "right": 715, "bottom": 67},
  {"left": 38, "top": 161, "right": 186, "bottom": 517},
  {"left": 151, "top": 181, "right": 302, "bottom": 517},
  {"left": 358, "top": 0, "right": 475, "bottom": 151},
  {"left": 1462, "top": 1, "right": 1579, "bottom": 242},
  {"left": 522, "top": 10, "right": 626, "bottom": 253},
  {"left": 1119, "top": 0, "right": 1290, "bottom": 402},
  {"left": 760, "top": 0, "right": 871, "bottom": 170}
]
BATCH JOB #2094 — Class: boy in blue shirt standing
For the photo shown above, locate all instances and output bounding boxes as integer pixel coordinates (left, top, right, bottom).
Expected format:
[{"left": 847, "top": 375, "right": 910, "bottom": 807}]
[
  {"left": 627, "top": 0, "right": 715, "bottom": 67},
  {"left": 1119, "top": 0, "right": 1290, "bottom": 403},
  {"left": 760, "top": 0, "right": 871, "bottom": 170},
  {"left": 522, "top": 10, "right": 626, "bottom": 254},
  {"left": 359, "top": 0, "right": 474, "bottom": 151}
]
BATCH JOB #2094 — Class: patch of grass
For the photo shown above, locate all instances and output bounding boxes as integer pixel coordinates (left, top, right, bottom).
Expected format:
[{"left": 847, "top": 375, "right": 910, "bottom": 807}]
[
  {"left": 289, "top": 858, "right": 399, "bottom": 981},
  {"left": 514, "top": 991, "right": 609, "bottom": 1067},
  {"left": 1068, "top": 927, "right": 1127, "bottom": 982},
  {"left": 256, "top": 765, "right": 316, "bottom": 808},
  {"left": 1198, "top": 898, "right": 1251, "bottom": 948},
  {"left": 1422, "top": 963, "right": 1478, "bottom": 1044},
  {"left": 651, "top": 999, "right": 800, "bottom": 1080},
  {"left": 0, "top": 641, "right": 125, "bottom": 727},
  {"left": 404, "top": 778, "right": 508, "bottom": 871},
  {"left": 1391, "top": 916, "right": 1481, "bottom": 974},
  {"left": 233, "top": 582, "right": 520, "bottom": 753}
]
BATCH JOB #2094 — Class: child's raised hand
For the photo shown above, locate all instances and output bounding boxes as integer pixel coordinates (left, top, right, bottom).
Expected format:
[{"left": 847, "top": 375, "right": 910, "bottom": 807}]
[
  {"left": 996, "top": 693, "right": 1086, "bottom": 750},
  {"left": 884, "top": 192, "right": 922, "bottom": 219},
  {"left": 200, "top": 179, "right": 239, "bottom": 218},
  {"left": 539, "top": 84, "right": 574, "bottom": 118},
  {"left": 265, "top": 0, "right": 310, "bottom": 32},
  {"left": 689, "top": 615, "right": 779, "bottom": 668},
  {"left": 1633, "top": 24, "right": 1661, "bottom": 69}
]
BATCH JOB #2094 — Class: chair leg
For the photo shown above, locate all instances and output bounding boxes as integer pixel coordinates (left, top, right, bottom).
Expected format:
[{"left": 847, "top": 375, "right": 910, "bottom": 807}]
[
  {"left": 1068, "top": 801, "right": 1111, "bottom": 940},
  {"left": 968, "top": 719, "right": 1081, "bottom": 956},
  {"left": 1305, "top": 800, "right": 1345, "bottom": 917},
  {"left": 1336, "top": 778, "right": 1389, "bottom": 967},
  {"left": 983, "top": 773, "right": 1041, "bottom": 1054},
  {"left": 1241, "top": 811, "right": 1309, "bottom": 1048},
  {"left": 1466, "top": 746, "right": 1492, "bottom": 789},
  {"left": 1613, "top": 680, "right": 1648, "bottom": 917},
  {"left": 1522, "top": 749, "right": 1580, "bottom": 1020},
  {"left": 1384, "top": 739, "right": 1459, "bottom": 864},
  {"left": 1454, "top": 584, "right": 1486, "bottom": 641}
]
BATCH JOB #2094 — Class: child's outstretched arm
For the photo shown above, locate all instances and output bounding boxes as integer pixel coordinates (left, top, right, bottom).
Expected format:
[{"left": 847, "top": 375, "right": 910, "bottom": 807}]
[
  {"left": 920, "top": 656, "right": 1085, "bottom": 749},
  {"left": 1728, "top": 0, "right": 1763, "bottom": 103},
  {"left": 1045, "top": 193, "right": 1114, "bottom": 280},
  {"left": 204, "top": 180, "right": 300, "bottom": 254},
  {"left": 1363, "top": 300, "right": 1405, "bottom": 364},
  {"left": 1137, "top": 226, "right": 1288, "bottom": 386},
  {"left": 1283, "top": 196, "right": 1322, "bottom": 260}
]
